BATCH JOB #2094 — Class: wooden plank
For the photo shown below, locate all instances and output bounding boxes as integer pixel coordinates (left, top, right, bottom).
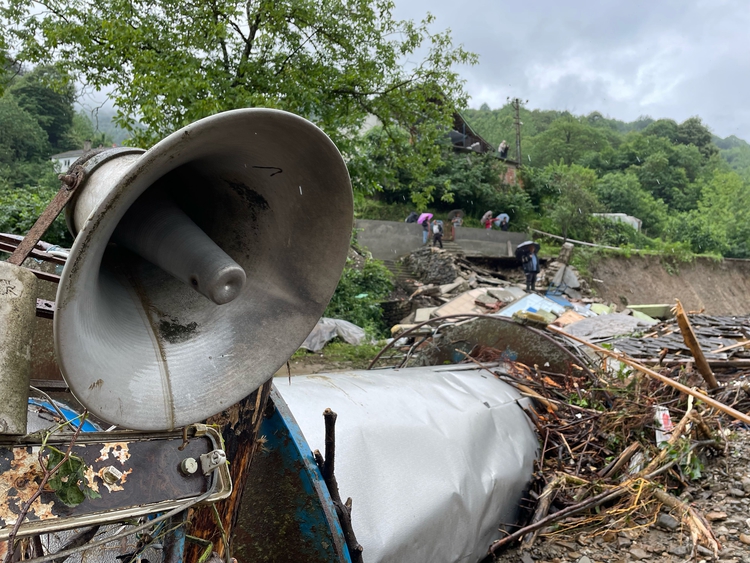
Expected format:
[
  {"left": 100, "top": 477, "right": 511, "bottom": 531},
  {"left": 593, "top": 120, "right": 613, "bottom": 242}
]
[
  {"left": 185, "top": 379, "right": 273, "bottom": 562},
  {"left": 548, "top": 325, "right": 750, "bottom": 426},
  {"left": 673, "top": 299, "right": 719, "bottom": 389}
]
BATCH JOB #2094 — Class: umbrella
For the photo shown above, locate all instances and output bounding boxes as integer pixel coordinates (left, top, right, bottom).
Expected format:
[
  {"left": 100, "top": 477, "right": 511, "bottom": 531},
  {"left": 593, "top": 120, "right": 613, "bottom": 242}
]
[
  {"left": 515, "top": 240, "right": 540, "bottom": 259},
  {"left": 493, "top": 213, "right": 510, "bottom": 227},
  {"left": 481, "top": 211, "right": 494, "bottom": 223},
  {"left": 447, "top": 209, "right": 465, "bottom": 220},
  {"left": 417, "top": 212, "right": 433, "bottom": 224}
]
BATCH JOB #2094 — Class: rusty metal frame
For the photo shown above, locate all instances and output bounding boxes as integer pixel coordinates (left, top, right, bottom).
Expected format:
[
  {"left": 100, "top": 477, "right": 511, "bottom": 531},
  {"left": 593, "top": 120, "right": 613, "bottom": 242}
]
[{"left": 0, "top": 427, "right": 232, "bottom": 541}]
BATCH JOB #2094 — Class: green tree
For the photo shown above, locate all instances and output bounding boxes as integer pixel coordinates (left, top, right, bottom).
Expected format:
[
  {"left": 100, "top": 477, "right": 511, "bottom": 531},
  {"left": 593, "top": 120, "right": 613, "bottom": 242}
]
[
  {"left": 3, "top": 0, "right": 476, "bottom": 197},
  {"left": 0, "top": 96, "right": 50, "bottom": 162},
  {"left": 542, "top": 162, "right": 602, "bottom": 241},
  {"left": 527, "top": 117, "right": 611, "bottom": 167},
  {"left": 8, "top": 65, "right": 76, "bottom": 150},
  {"left": 66, "top": 110, "right": 114, "bottom": 150},
  {"left": 676, "top": 117, "right": 718, "bottom": 159},
  {"left": 643, "top": 118, "right": 679, "bottom": 142},
  {"left": 594, "top": 172, "right": 667, "bottom": 234},
  {"left": 422, "top": 151, "right": 533, "bottom": 223}
]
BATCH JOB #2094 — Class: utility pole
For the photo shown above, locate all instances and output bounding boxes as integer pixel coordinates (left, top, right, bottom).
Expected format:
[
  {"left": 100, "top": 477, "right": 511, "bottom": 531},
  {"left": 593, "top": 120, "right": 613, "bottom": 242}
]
[{"left": 510, "top": 97, "right": 524, "bottom": 166}]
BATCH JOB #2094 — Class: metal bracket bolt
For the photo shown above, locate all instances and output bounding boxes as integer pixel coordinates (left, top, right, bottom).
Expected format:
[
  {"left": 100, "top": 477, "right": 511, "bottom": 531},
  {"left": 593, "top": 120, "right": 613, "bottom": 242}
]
[
  {"left": 180, "top": 457, "right": 199, "bottom": 475},
  {"left": 199, "top": 449, "right": 227, "bottom": 474}
]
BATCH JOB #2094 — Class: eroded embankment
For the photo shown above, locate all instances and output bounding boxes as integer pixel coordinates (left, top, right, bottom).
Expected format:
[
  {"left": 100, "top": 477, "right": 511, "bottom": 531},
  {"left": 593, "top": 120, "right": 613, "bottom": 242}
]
[{"left": 587, "top": 255, "right": 750, "bottom": 315}]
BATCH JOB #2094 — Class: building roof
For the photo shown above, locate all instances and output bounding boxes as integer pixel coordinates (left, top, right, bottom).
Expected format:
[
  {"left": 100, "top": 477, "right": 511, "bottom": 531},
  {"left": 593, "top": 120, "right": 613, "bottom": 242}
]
[
  {"left": 450, "top": 112, "right": 519, "bottom": 166},
  {"left": 50, "top": 149, "right": 85, "bottom": 160}
]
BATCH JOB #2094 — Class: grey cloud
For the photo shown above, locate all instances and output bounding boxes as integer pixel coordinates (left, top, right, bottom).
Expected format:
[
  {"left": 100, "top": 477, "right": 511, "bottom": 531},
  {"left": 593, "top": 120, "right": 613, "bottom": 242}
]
[{"left": 394, "top": 0, "right": 750, "bottom": 139}]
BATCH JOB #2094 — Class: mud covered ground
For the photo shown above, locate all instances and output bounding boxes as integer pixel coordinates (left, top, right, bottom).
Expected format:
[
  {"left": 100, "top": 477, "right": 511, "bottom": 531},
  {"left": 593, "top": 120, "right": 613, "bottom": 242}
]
[{"left": 587, "top": 256, "right": 750, "bottom": 316}]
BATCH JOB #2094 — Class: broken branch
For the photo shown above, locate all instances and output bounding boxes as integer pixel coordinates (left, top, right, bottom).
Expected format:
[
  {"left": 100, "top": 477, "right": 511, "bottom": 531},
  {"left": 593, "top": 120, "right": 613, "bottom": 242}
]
[{"left": 547, "top": 325, "right": 750, "bottom": 425}]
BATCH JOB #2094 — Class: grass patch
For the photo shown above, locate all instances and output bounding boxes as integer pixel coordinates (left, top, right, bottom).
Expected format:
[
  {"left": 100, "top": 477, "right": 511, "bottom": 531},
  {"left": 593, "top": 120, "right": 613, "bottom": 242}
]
[{"left": 291, "top": 340, "right": 385, "bottom": 369}]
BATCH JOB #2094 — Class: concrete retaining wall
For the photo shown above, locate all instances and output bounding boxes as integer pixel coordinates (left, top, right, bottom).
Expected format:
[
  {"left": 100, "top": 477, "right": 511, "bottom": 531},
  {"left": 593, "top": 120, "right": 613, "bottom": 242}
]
[{"left": 354, "top": 219, "right": 528, "bottom": 260}]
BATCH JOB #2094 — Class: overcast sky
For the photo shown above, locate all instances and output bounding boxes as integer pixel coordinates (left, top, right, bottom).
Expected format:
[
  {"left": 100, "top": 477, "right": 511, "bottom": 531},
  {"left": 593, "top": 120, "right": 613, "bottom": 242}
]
[{"left": 393, "top": 0, "right": 750, "bottom": 141}]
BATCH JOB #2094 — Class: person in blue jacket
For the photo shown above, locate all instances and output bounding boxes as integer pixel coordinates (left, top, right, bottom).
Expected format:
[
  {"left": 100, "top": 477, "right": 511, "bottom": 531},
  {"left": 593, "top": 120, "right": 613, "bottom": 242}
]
[{"left": 521, "top": 247, "right": 540, "bottom": 292}]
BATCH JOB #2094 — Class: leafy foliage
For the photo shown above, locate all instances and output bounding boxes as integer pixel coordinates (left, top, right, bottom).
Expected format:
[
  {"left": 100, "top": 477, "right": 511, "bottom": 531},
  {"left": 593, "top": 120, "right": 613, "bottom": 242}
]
[
  {"left": 7, "top": 65, "right": 76, "bottom": 151},
  {"left": 45, "top": 446, "right": 101, "bottom": 507},
  {"left": 2, "top": 0, "right": 476, "bottom": 202},
  {"left": 323, "top": 249, "right": 393, "bottom": 336},
  {"left": 463, "top": 103, "right": 750, "bottom": 258}
]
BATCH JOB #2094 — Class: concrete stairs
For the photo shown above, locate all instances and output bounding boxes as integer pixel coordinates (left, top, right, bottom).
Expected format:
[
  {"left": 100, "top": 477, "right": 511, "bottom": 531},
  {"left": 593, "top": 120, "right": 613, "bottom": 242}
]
[
  {"left": 440, "top": 239, "right": 462, "bottom": 254},
  {"left": 382, "top": 259, "right": 414, "bottom": 284}
]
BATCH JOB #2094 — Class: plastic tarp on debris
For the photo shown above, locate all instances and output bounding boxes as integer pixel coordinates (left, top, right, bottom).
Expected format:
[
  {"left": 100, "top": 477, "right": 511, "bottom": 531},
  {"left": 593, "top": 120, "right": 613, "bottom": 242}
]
[
  {"left": 278, "top": 366, "right": 539, "bottom": 563},
  {"left": 561, "top": 312, "right": 657, "bottom": 340},
  {"left": 300, "top": 317, "right": 367, "bottom": 352},
  {"left": 497, "top": 293, "right": 566, "bottom": 318}
]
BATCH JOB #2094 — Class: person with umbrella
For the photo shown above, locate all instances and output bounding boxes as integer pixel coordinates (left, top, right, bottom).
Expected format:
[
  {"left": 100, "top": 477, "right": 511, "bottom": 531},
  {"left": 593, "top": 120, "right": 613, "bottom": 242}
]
[
  {"left": 418, "top": 212, "right": 433, "bottom": 245},
  {"left": 516, "top": 241, "right": 541, "bottom": 293},
  {"left": 481, "top": 210, "right": 494, "bottom": 230},
  {"left": 493, "top": 213, "right": 510, "bottom": 231},
  {"left": 448, "top": 209, "right": 464, "bottom": 239}
]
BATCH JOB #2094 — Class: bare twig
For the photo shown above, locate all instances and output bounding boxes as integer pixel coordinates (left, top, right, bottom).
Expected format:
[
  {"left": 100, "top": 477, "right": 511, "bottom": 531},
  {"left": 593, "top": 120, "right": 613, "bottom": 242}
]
[
  {"left": 316, "top": 409, "right": 363, "bottom": 563},
  {"left": 548, "top": 325, "right": 750, "bottom": 425},
  {"left": 652, "top": 488, "right": 720, "bottom": 558}
]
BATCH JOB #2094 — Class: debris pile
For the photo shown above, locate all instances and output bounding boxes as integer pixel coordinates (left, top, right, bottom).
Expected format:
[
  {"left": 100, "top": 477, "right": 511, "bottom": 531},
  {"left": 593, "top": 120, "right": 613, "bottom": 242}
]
[
  {"left": 389, "top": 246, "right": 601, "bottom": 337},
  {"left": 401, "top": 247, "right": 461, "bottom": 285},
  {"left": 370, "top": 310, "right": 750, "bottom": 562}
]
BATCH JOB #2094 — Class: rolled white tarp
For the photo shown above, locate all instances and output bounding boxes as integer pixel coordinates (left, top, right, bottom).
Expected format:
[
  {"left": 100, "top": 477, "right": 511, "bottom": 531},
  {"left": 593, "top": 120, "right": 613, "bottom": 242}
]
[{"left": 277, "top": 365, "right": 539, "bottom": 563}]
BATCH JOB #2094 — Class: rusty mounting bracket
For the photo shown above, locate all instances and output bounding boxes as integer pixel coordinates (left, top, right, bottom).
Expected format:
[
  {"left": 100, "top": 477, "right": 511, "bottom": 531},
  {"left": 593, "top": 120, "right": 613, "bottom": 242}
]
[{"left": 6, "top": 165, "right": 85, "bottom": 267}]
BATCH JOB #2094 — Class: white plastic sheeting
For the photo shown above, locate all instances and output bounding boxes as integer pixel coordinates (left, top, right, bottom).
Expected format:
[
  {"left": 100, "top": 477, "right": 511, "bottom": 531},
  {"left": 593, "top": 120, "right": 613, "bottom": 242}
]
[
  {"left": 277, "top": 365, "right": 539, "bottom": 563},
  {"left": 300, "top": 317, "right": 368, "bottom": 352}
]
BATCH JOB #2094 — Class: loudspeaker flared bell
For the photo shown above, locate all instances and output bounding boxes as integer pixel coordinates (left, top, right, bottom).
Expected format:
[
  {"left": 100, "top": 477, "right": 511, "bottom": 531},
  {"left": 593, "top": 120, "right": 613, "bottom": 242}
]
[{"left": 54, "top": 109, "right": 353, "bottom": 431}]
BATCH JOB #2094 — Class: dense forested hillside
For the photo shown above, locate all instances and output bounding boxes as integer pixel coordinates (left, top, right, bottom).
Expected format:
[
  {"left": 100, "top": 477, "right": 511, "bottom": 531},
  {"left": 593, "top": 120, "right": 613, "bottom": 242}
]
[
  {"left": 0, "top": 66, "right": 119, "bottom": 245},
  {"left": 448, "top": 104, "right": 750, "bottom": 258},
  {"left": 2, "top": 60, "right": 749, "bottom": 259}
]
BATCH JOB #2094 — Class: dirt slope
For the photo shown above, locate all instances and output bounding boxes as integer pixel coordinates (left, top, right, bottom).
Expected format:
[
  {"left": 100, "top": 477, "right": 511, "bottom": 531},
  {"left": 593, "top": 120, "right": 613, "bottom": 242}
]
[{"left": 586, "top": 256, "right": 750, "bottom": 315}]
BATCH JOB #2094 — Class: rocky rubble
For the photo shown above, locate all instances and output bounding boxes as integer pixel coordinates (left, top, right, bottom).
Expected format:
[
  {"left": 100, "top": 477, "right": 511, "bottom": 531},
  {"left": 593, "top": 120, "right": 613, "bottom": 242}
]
[
  {"left": 401, "top": 247, "right": 461, "bottom": 285},
  {"left": 391, "top": 245, "right": 593, "bottom": 328}
]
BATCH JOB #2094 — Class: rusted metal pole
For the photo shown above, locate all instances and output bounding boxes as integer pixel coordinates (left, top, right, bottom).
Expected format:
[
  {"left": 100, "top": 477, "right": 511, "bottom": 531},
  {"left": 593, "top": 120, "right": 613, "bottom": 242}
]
[{"left": 7, "top": 173, "right": 81, "bottom": 267}]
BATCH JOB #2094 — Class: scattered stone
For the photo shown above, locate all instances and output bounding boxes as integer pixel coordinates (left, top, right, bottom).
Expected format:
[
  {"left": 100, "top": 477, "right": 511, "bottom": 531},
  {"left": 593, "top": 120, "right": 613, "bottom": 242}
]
[
  {"left": 617, "top": 537, "right": 632, "bottom": 548},
  {"left": 741, "top": 477, "right": 750, "bottom": 493},
  {"left": 739, "top": 533, "right": 750, "bottom": 545},
  {"left": 629, "top": 546, "right": 650, "bottom": 559},
  {"left": 521, "top": 552, "right": 535, "bottom": 563},
  {"left": 554, "top": 541, "right": 578, "bottom": 551},
  {"left": 697, "top": 545, "right": 714, "bottom": 557},
  {"left": 474, "top": 293, "right": 500, "bottom": 306},
  {"left": 668, "top": 545, "right": 689, "bottom": 556},
  {"left": 728, "top": 488, "right": 746, "bottom": 498},
  {"left": 401, "top": 247, "right": 459, "bottom": 285},
  {"left": 577, "top": 557, "right": 592, "bottom": 563},
  {"left": 706, "top": 511, "right": 728, "bottom": 521},
  {"left": 656, "top": 513, "right": 680, "bottom": 531}
]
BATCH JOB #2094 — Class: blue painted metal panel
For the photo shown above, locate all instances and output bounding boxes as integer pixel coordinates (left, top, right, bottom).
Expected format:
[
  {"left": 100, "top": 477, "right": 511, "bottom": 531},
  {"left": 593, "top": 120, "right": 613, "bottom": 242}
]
[{"left": 233, "top": 387, "right": 352, "bottom": 563}]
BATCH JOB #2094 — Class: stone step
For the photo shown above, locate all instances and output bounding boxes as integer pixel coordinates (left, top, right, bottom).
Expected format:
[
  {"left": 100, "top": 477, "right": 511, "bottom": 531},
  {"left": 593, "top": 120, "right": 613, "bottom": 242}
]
[{"left": 382, "top": 260, "right": 414, "bottom": 283}]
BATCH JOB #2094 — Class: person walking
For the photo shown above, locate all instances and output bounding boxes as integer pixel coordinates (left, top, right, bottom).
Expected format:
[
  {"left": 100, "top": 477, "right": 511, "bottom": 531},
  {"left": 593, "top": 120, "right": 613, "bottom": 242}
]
[
  {"left": 432, "top": 220, "right": 444, "bottom": 249},
  {"left": 421, "top": 217, "right": 430, "bottom": 245},
  {"left": 498, "top": 140, "right": 509, "bottom": 158},
  {"left": 521, "top": 246, "right": 540, "bottom": 292}
]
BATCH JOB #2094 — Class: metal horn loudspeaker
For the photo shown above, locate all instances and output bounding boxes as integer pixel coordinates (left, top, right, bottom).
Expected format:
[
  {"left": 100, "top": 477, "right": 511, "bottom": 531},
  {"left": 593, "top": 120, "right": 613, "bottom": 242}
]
[{"left": 54, "top": 109, "right": 353, "bottom": 431}]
